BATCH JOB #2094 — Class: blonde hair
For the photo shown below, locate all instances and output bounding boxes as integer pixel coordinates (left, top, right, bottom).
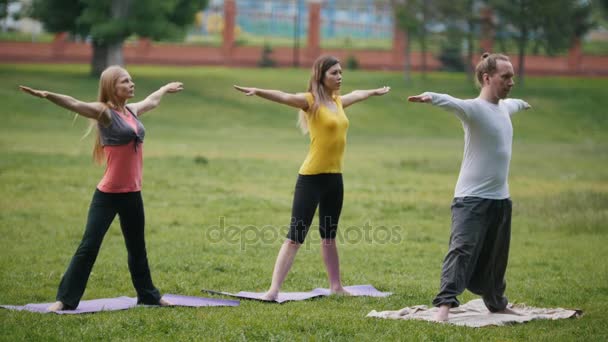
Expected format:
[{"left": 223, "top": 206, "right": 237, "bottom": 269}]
[
  {"left": 87, "top": 65, "right": 128, "bottom": 164},
  {"left": 297, "top": 55, "right": 340, "bottom": 134},
  {"left": 475, "top": 52, "right": 510, "bottom": 88}
]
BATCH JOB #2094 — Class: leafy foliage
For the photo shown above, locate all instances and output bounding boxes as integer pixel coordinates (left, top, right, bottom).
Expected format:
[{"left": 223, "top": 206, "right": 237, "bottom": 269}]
[
  {"left": 32, "top": 0, "right": 208, "bottom": 43},
  {"left": 491, "top": 0, "right": 594, "bottom": 82},
  {"left": 31, "top": 0, "right": 208, "bottom": 74},
  {"left": 257, "top": 44, "right": 276, "bottom": 68}
]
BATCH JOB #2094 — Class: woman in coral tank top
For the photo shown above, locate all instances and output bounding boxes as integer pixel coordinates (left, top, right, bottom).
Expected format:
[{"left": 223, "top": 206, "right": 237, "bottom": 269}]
[{"left": 20, "top": 66, "right": 183, "bottom": 311}]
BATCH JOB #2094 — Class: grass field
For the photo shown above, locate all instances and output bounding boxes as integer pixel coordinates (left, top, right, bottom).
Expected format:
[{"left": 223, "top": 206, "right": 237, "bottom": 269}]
[{"left": 0, "top": 64, "right": 606, "bottom": 341}]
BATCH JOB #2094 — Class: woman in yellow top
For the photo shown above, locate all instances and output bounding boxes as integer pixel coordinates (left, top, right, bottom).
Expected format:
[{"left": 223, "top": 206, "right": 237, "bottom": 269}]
[{"left": 234, "top": 55, "right": 389, "bottom": 300}]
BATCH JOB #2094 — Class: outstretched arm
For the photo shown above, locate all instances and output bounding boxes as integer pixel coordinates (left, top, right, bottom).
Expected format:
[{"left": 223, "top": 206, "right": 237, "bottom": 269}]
[
  {"left": 407, "top": 94, "right": 432, "bottom": 103},
  {"left": 233, "top": 85, "right": 309, "bottom": 110},
  {"left": 128, "top": 82, "right": 184, "bottom": 116},
  {"left": 341, "top": 86, "right": 390, "bottom": 108},
  {"left": 503, "top": 99, "right": 532, "bottom": 116},
  {"left": 408, "top": 92, "right": 470, "bottom": 121},
  {"left": 19, "top": 85, "right": 110, "bottom": 125}
]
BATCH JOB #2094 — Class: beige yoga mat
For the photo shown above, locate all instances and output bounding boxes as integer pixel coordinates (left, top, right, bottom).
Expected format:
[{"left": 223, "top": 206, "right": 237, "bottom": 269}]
[{"left": 367, "top": 299, "right": 582, "bottom": 327}]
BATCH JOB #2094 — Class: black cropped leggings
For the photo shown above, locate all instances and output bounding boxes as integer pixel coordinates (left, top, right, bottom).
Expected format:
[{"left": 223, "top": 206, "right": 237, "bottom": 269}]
[
  {"left": 56, "top": 189, "right": 161, "bottom": 309},
  {"left": 286, "top": 173, "right": 344, "bottom": 244}
]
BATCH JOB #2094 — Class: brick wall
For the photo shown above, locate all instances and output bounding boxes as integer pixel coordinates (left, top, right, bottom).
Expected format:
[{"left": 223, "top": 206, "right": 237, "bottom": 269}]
[{"left": 1, "top": 40, "right": 606, "bottom": 76}]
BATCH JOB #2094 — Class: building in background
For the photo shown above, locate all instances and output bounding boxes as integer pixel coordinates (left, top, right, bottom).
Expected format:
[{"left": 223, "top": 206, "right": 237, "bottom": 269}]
[{"left": 196, "top": 0, "right": 393, "bottom": 43}]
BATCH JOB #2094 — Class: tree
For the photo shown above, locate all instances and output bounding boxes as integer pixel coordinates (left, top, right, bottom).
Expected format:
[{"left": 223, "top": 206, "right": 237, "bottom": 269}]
[
  {"left": 1, "top": 0, "right": 22, "bottom": 32},
  {"left": 570, "top": 1, "right": 595, "bottom": 42},
  {"left": 32, "top": 0, "right": 208, "bottom": 76},
  {"left": 491, "top": 0, "right": 591, "bottom": 85},
  {"left": 418, "top": 0, "right": 431, "bottom": 77},
  {"left": 391, "top": 0, "right": 429, "bottom": 81},
  {"left": 435, "top": 0, "right": 478, "bottom": 80}
]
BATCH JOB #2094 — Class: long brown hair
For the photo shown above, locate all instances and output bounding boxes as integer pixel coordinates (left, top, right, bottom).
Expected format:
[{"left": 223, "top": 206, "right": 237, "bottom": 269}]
[
  {"left": 297, "top": 55, "right": 340, "bottom": 134},
  {"left": 475, "top": 52, "right": 510, "bottom": 88},
  {"left": 88, "top": 65, "right": 127, "bottom": 164}
]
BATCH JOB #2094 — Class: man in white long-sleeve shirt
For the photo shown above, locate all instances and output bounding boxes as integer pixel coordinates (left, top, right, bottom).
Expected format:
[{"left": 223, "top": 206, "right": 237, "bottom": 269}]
[{"left": 409, "top": 53, "right": 531, "bottom": 322}]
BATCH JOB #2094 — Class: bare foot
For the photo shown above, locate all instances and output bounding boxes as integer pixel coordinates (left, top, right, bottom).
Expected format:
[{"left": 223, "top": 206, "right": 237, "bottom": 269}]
[
  {"left": 47, "top": 301, "right": 64, "bottom": 312},
  {"left": 495, "top": 307, "right": 521, "bottom": 316},
  {"left": 260, "top": 290, "right": 278, "bottom": 302},
  {"left": 159, "top": 298, "right": 173, "bottom": 306},
  {"left": 433, "top": 305, "right": 450, "bottom": 322},
  {"left": 330, "top": 287, "right": 352, "bottom": 296}
]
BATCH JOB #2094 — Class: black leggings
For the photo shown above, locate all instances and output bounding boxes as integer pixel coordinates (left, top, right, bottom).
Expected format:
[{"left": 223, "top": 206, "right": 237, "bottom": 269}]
[
  {"left": 56, "top": 189, "right": 161, "bottom": 309},
  {"left": 286, "top": 173, "right": 344, "bottom": 244}
]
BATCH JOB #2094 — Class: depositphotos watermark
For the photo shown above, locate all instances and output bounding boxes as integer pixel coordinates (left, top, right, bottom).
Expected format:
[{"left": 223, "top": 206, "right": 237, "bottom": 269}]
[{"left": 205, "top": 217, "right": 403, "bottom": 251}]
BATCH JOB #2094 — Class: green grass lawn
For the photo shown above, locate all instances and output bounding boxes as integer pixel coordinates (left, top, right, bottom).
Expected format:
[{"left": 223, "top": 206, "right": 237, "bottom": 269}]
[{"left": 0, "top": 64, "right": 606, "bottom": 341}]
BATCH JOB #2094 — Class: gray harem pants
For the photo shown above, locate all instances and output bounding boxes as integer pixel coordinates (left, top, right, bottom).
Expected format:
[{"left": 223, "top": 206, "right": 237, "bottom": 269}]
[{"left": 432, "top": 196, "right": 512, "bottom": 312}]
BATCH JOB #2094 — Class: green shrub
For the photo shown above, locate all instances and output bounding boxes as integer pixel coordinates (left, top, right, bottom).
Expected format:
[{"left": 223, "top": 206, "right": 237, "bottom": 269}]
[
  {"left": 346, "top": 55, "right": 359, "bottom": 70},
  {"left": 257, "top": 43, "right": 276, "bottom": 68}
]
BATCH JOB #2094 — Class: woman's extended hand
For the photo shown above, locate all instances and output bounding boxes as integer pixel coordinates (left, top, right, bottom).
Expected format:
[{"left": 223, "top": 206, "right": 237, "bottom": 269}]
[
  {"left": 374, "top": 86, "right": 391, "bottom": 96},
  {"left": 163, "top": 82, "right": 184, "bottom": 93},
  {"left": 233, "top": 85, "right": 257, "bottom": 96},
  {"left": 19, "top": 85, "right": 48, "bottom": 98}
]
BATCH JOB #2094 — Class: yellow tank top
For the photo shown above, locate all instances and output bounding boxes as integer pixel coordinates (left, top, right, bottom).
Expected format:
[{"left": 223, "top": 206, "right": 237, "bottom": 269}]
[{"left": 299, "top": 92, "right": 349, "bottom": 175}]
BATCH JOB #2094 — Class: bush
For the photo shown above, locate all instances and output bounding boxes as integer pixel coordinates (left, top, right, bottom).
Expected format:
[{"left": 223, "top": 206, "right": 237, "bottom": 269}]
[
  {"left": 346, "top": 55, "right": 359, "bottom": 70},
  {"left": 194, "top": 155, "right": 209, "bottom": 165},
  {"left": 438, "top": 45, "right": 465, "bottom": 72},
  {"left": 257, "top": 44, "right": 276, "bottom": 68}
]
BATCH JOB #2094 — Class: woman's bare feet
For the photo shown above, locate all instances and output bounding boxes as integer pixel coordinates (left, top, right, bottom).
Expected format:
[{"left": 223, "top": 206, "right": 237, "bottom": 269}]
[
  {"left": 433, "top": 305, "right": 450, "bottom": 322},
  {"left": 330, "top": 287, "right": 351, "bottom": 296},
  {"left": 260, "top": 290, "right": 278, "bottom": 302},
  {"left": 159, "top": 298, "right": 173, "bottom": 306},
  {"left": 47, "top": 301, "right": 64, "bottom": 312}
]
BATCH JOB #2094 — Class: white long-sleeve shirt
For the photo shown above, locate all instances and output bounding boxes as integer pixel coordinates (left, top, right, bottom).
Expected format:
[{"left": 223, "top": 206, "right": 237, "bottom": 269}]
[{"left": 423, "top": 92, "right": 530, "bottom": 199}]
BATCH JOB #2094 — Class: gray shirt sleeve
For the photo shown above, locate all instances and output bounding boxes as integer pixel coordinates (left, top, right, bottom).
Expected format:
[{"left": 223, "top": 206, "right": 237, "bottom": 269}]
[
  {"left": 423, "top": 92, "right": 471, "bottom": 122},
  {"left": 501, "top": 98, "right": 530, "bottom": 116}
]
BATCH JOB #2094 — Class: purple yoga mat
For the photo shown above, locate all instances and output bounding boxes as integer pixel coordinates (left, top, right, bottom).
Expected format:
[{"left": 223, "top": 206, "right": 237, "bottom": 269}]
[
  {"left": 161, "top": 294, "right": 239, "bottom": 307},
  {"left": 203, "top": 284, "right": 391, "bottom": 303},
  {"left": 0, "top": 294, "right": 239, "bottom": 314},
  {"left": 1, "top": 296, "right": 136, "bottom": 314}
]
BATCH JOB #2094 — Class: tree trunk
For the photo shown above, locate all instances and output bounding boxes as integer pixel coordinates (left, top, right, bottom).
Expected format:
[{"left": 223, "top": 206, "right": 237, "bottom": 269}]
[
  {"left": 466, "top": 0, "right": 474, "bottom": 82},
  {"left": 420, "top": 1, "right": 428, "bottom": 79},
  {"left": 568, "top": 36, "right": 582, "bottom": 73},
  {"left": 420, "top": 33, "right": 426, "bottom": 79},
  {"left": 91, "top": 41, "right": 124, "bottom": 77},
  {"left": 466, "top": 27, "right": 473, "bottom": 82},
  {"left": 516, "top": 0, "right": 527, "bottom": 86},
  {"left": 517, "top": 28, "right": 527, "bottom": 86},
  {"left": 89, "top": 0, "right": 131, "bottom": 76},
  {"left": 1, "top": 1, "right": 8, "bottom": 33},
  {"left": 404, "top": 30, "right": 411, "bottom": 82}
]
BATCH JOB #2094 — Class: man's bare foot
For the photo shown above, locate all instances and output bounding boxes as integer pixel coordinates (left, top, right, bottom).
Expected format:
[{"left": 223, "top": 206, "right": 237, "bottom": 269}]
[
  {"left": 330, "top": 287, "right": 351, "bottom": 296},
  {"left": 433, "top": 305, "right": 450, "bottom": 322},
  {"left": 159, "top": 298, "right": 173, "bottom": 306},
  {"left": 260, "top": 290, "right": 278, "bottom": 301},
  {"left": 495, "top": 307, "right": 521, "bottom": 316},
  {"left": 47, "top": 301, "right": 64, "bottom": 312}
]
